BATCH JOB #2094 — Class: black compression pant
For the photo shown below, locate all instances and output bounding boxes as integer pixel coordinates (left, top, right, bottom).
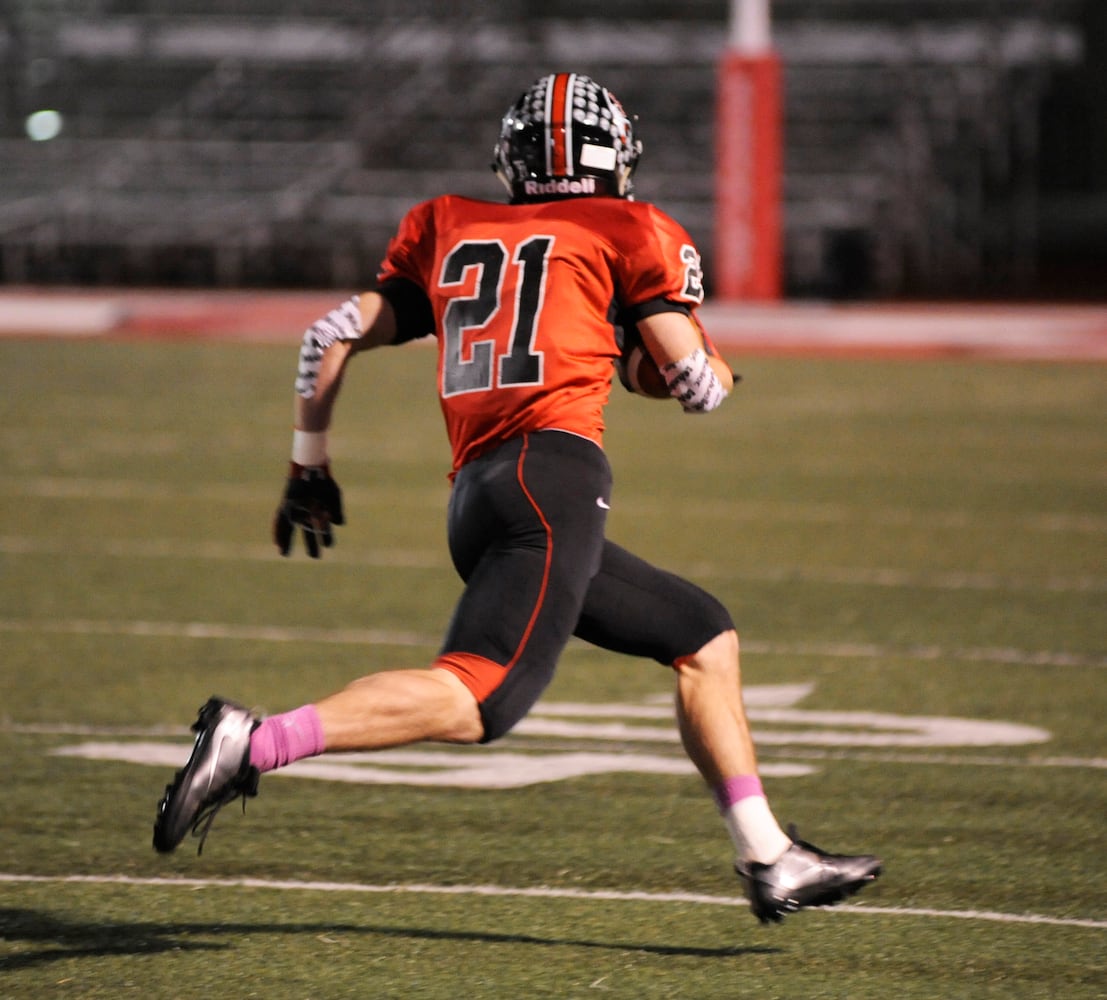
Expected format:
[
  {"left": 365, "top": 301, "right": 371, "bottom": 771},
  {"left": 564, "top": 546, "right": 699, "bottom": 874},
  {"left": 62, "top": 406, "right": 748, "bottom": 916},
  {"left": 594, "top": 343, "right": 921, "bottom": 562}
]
[{"left": 438, "top": 430, "right": 734, "bottom": 742}]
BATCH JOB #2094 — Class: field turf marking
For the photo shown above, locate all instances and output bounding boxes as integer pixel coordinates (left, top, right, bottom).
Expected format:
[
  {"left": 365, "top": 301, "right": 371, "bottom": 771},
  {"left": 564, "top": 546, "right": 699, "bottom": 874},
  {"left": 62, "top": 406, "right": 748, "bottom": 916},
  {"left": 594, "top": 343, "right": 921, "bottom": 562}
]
[
  {"left": 1, "top": 873, "right": 1103, "bottom": 930},
  {"left": 0, "top": 616, "right": 1102, "bottom": 669},
  {"left": 4, "top": 534, "right": 1104, "bottom": 593},
  {"left": 4, "top": 722, "right": 1102, "bottom": 770},
  {"left": 0, "top": 534, "right": 444, "bottom": 568},
  {"left": 41, "top": 679, "right": 1050, "bottom": 787},
  {"left": 6, "top": 478, "right": 1107, "bottom": 536}
]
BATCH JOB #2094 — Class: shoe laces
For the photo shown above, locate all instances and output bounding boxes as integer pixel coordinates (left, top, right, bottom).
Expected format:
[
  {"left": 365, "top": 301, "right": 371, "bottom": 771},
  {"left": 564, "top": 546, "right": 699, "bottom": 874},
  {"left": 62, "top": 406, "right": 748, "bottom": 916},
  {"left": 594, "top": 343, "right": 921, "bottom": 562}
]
[{"left": 189, "top": 768, "right": 259, "bottom": 855}]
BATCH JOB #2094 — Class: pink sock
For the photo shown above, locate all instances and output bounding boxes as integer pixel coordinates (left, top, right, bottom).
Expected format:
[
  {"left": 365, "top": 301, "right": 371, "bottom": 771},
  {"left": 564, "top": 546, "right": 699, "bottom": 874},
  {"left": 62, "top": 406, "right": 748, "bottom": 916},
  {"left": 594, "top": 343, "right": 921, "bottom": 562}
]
[
  {"left": 249, "top": 705, "right": 326, "bottom": 774},
  {"left": 713, "top": 774, "right": 764, "bottom": 812}
]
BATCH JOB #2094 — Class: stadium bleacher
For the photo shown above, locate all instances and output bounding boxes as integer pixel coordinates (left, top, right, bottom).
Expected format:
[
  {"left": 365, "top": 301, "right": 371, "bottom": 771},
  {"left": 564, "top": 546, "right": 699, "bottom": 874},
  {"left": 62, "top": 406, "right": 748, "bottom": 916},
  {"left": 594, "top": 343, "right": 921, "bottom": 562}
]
[{"left": 0, "top": 0, "right": 1096, "bottom": 297}]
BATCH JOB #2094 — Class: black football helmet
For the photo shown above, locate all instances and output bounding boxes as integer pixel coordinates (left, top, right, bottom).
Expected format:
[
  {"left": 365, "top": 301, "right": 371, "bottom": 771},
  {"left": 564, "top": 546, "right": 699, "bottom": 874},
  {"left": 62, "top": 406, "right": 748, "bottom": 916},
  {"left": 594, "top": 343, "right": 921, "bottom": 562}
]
[{"left": 492, "top": 73, "right": 643, "bottom": 203}]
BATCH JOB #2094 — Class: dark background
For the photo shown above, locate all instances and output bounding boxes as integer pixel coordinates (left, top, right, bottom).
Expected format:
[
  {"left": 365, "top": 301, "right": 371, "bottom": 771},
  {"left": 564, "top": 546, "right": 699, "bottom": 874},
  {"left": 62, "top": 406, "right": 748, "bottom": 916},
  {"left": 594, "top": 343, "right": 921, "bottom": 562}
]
[{"left": 1, "top": 0, "right": 1102, "bottom": 300}]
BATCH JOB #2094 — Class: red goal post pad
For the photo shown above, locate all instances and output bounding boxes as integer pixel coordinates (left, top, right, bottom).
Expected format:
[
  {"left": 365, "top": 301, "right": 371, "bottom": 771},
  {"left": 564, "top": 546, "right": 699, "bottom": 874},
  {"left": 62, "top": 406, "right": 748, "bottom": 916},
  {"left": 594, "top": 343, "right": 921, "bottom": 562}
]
[{"left": 714, "top": 50, "right": 783, "bottom": 301}]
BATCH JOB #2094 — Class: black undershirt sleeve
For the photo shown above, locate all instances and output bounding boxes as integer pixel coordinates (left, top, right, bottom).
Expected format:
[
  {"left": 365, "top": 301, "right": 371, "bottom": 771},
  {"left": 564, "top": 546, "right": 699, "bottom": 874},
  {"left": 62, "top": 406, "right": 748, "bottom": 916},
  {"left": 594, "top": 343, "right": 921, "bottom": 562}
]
[
  {"left": 377, "top": 278, "right": 435, "bottom": 345},
  {"left": 623, "top": 296, "right": 692, "bottom": 324},
  {"left": 612, "top": 296, "right": 692, "bottom": 354}
]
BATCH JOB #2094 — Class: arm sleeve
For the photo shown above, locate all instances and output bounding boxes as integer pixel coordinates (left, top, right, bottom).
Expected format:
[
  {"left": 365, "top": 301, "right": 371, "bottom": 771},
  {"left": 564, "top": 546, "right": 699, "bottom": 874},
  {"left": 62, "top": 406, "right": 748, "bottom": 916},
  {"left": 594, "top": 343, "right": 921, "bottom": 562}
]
[
  {"left": 617, "top": 297, "right": 722, "bottom": 360},
  {"left": 623, "top": 297, "right": 692, "bottom": 323},
  {"left": 375, "top": 199, "right": 438, "bottom": 344},
  {"left": 377, "top": 277, "right": 435, "bottom": 344}
]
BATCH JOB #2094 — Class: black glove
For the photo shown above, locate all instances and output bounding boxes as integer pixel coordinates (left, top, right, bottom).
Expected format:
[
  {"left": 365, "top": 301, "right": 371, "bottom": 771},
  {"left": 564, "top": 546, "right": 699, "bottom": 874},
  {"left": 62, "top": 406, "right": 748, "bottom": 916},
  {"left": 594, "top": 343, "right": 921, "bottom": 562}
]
[{"left": 273, "top": 463, "right": 345, "bottom": 558}]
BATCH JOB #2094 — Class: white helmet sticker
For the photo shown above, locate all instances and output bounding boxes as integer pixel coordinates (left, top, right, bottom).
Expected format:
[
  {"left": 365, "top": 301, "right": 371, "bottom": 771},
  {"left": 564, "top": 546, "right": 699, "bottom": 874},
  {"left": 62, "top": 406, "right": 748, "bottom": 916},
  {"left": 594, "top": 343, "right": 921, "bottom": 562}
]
[{"left": 579, "top": 143, "right": 617, "bottom": 171}]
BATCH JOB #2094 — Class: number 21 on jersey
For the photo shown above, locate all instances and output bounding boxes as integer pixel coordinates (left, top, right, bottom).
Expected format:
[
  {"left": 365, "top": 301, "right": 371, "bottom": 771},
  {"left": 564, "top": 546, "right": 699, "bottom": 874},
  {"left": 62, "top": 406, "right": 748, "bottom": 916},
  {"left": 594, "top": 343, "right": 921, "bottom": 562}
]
[{"left": 439, "top": 236, "right": 553, "bottom": 398}]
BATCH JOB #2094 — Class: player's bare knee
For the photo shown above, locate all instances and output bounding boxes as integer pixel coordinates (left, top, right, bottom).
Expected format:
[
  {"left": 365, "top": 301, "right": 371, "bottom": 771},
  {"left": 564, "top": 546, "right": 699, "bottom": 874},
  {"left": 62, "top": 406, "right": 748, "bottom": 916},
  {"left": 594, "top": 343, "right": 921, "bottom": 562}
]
[
  {"left": 430, "top": 668, "right": 485, "bottom": 744},
  {"left": 675, "top": 628, "right": 741, "bottom": 685},
  {"left": 437, "top": 705, "right": 484, "bottom": 744}
]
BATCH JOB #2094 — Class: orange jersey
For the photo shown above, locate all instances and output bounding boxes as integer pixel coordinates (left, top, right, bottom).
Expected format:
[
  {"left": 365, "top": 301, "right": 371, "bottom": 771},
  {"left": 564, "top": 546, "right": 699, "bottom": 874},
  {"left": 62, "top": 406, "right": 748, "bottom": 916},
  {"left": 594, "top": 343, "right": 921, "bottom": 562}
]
[{"left": 377, "top": 195, "right": 707, "bottom": 472}]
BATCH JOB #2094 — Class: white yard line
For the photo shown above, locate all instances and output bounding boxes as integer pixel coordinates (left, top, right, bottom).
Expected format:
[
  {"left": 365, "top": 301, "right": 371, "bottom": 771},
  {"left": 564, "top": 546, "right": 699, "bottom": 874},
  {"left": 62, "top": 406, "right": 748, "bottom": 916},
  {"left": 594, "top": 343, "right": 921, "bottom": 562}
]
[
  {"left": 4, "top": 721, "right": 1101, "bottom": 769},
  {"left": 0, "top": 616, "right": 434, "bottom": 648},
  {"left": 4, "top": 479, "right": 1106, "bottom": 535},
  {"left": 0, "top": 872, "right": 1103, "bottom": 931},
  {"left": 2, "top": 615, "right": 1102, "bottom": 669},
  {"left": 3, "top": 534, "right": 1104, "bottom": 592},
  {"left": 0, "top": 534, "right": 444, "bottom": 567}
]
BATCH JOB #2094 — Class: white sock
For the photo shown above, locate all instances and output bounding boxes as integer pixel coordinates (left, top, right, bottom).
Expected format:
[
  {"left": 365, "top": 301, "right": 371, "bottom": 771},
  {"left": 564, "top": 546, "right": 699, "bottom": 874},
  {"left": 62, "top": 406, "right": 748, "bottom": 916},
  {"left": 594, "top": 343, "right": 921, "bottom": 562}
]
[{"left": 722, "top": 795, "right": 793, "bottom": 866}]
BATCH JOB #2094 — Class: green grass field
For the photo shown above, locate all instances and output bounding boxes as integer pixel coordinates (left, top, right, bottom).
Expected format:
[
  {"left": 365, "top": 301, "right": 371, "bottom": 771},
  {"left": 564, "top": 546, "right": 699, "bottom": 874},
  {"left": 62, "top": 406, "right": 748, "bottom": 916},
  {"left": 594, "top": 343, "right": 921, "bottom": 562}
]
[{"left": 1, "top": 336, "right": 1104, "bottom": 998}]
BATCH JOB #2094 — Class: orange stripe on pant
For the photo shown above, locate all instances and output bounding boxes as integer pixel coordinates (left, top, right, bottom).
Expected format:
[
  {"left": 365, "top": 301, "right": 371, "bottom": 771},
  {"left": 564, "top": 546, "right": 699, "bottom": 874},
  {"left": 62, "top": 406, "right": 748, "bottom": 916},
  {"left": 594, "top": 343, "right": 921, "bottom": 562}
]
[
  {"left": 433, "top": 651, "right": 509, "bottom": 702},
  {"left": 504, "top": 433, "right": 554, "bottom": 670},
  {"left": 434, "top": 432, "right": 555, "bottom": 705}
]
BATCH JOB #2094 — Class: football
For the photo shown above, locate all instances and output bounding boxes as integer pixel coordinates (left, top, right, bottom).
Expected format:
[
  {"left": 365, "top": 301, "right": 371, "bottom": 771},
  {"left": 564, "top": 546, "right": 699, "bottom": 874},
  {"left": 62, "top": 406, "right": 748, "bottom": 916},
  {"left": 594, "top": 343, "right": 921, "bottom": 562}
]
[
  {"left": 619, "top": 343, "right": 669, "bottom": 398},
  {"left": 615, "top": 328, "right": 669, "bottom": 399}
]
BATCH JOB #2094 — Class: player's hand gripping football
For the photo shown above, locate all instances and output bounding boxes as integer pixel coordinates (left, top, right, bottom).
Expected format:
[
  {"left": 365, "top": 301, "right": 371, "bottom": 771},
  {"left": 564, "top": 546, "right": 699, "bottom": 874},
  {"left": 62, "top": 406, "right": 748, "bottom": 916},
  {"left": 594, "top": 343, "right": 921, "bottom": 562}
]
[{"left": 273, "top": 463, "right": 345, "bottom": 558}]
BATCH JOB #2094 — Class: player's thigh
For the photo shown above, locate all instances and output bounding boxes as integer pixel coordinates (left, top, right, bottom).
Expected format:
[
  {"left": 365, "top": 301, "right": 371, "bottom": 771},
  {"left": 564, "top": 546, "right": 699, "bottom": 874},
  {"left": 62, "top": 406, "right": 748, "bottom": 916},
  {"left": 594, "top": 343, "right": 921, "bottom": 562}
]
[
  {"left": 442, "top": 432, "right": 612, "bottom": 737},
  {"left": 575, "top": 541, "right": 734, "bottom": 665},
  {"left": 446, "top": 431, "right": 610, "bottom": 579}
]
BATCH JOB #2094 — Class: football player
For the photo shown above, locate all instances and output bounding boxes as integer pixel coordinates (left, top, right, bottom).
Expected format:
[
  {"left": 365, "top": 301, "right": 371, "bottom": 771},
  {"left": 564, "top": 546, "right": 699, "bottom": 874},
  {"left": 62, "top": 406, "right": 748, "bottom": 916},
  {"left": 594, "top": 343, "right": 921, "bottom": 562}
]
[{"left": 154, "top": 73, "right": 881, "bottom": 923}]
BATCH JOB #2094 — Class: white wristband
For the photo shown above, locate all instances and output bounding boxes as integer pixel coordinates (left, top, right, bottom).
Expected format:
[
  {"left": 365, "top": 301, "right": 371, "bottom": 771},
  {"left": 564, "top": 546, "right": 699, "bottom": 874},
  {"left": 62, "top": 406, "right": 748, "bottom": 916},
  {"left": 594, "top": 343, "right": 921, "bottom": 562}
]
[
  {"left": 662, "top": 347, "right": 728, "bottom": 413},
  {"left": 291, "top": 429, "right": 328, "bottom": 467}
]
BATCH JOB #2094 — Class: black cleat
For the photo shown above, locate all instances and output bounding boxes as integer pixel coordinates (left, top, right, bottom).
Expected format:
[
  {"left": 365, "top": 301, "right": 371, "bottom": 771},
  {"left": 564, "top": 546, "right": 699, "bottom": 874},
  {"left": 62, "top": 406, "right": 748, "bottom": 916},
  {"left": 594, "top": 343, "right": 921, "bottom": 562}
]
[
  {"left": 153, "top": 697, "right": 260, "bottom": 855},
  {"left": 737, "top": 826, "right": 882, "bottom": 924}
]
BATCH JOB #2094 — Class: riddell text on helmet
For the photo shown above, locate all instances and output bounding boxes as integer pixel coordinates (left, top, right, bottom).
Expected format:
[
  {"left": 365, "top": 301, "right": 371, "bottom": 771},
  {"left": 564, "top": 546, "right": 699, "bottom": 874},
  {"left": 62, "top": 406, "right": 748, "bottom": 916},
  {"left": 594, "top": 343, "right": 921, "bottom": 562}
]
[{"left": 524, "top": 177, "right": 597, "bottom": 196}]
